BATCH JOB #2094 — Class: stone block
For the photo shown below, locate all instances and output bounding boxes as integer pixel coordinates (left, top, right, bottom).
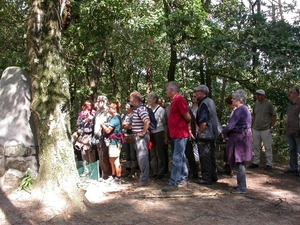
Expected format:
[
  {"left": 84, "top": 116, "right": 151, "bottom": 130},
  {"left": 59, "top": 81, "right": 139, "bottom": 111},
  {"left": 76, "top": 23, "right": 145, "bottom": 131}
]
[
  {"left": 6, "top": 157, "right": 27, "bottom": 172},
  {"left": 4, "top": 144, "right": 29, "bottom": 157},
  {"left": 2, "top": 168, "right": 25, "bottom": 190}
]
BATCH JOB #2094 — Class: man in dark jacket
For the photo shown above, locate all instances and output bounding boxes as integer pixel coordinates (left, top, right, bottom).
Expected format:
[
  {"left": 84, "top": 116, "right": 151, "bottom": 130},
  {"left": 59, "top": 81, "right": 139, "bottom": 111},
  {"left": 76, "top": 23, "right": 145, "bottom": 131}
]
[{"left": 194, "top": 85, "right": 222, "bottom": 185}]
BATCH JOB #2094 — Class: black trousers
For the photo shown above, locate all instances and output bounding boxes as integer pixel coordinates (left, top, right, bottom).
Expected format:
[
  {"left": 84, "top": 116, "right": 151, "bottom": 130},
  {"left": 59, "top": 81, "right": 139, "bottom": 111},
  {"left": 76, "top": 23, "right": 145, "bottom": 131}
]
[{"left": 197, "top": 140, "right": 217, "bottom": 182}]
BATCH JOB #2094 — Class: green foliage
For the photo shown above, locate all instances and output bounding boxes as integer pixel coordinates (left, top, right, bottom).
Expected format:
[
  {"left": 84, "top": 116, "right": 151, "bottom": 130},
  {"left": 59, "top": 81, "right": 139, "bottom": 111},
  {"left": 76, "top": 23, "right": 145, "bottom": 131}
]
[
  {"left": 0, "top": 0, "right": 29, "bottom": 74},
  {"left": 18, "top": 171, "right": 33, "bottom": 192},
  {"left": 1, "top": 0, "right": 299, "bottom": 140}
]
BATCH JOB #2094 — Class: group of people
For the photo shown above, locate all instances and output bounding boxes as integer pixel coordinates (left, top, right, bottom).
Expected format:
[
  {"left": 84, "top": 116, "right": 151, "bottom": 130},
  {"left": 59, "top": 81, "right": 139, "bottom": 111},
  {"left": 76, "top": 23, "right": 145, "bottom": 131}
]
[
  {"left": 241, "top": 87, "right": 300, "bottom": 180},
  {"left": 73, "top": 96, "right": 124, "bottom": 185},
  {"left": 72, "top": 83, "right": 300, "bottom": 194}
]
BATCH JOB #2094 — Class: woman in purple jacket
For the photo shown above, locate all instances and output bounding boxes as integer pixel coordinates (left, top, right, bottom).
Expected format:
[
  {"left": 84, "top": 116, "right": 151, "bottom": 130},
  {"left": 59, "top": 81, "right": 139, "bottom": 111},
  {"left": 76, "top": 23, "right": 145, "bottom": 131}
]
[{"left": 222, "top": 90, "right": 254, "bottom": 194}]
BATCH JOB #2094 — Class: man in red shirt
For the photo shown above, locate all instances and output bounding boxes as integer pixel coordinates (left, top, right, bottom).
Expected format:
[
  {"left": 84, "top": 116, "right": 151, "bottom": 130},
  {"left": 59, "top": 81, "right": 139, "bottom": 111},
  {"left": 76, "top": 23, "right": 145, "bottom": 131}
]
[{"left": 162, "top": 81, "right": 191, "bottom": 192}]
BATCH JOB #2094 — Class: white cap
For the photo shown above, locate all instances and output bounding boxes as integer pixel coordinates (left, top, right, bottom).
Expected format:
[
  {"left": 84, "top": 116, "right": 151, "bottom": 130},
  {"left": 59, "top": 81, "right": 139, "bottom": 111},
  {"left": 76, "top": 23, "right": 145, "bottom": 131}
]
[{"left": 255, "top": 89, "right": 265, "bottom": 95}]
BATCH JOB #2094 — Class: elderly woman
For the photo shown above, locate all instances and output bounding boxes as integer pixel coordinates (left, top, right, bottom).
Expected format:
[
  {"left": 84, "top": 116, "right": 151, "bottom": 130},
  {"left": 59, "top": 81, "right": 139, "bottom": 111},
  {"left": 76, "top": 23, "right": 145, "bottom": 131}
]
[
  {"left": 147, "top": 92, "right": 167, "bottom": 179},
  {"left": 222, "top": 90, "right": 253, "bottom": 194}
]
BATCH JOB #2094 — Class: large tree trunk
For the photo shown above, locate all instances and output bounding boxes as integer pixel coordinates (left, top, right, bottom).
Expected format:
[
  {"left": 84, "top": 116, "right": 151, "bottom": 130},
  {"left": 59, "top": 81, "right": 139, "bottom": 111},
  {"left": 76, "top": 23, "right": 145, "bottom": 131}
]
[
  {"left": 167, "top": 43, "right": 177, "bottom": 82},
  {"left": 27, "top": 0, "right": 83, "bottom": 207}
]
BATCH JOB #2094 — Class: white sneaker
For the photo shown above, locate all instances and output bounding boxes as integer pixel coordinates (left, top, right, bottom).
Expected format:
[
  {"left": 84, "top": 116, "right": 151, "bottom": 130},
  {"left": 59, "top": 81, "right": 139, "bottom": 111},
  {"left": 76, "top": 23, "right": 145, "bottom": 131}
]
[
  {"left": 104, "top": 176, "right": 114, "bottom": 183},
  {"left": 112, "top": 178, "right": 121, "bottom": 185},
  {"left": 80, "top": 169, "right": 89, "bottom": 177}
]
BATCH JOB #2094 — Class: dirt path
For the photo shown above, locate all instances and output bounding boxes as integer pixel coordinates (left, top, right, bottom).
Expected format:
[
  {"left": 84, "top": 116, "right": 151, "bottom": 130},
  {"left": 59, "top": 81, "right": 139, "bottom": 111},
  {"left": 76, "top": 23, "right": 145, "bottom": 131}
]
[{"left": 1, "top": 165, "right": 300, "bottom": 225}]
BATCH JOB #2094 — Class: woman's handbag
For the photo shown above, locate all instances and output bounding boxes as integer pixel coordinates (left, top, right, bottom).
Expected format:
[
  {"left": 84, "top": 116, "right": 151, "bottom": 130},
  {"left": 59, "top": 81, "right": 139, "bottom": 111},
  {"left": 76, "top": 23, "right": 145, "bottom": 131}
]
[{"left": 75, "top": 134, "right": 91, "bottom": 150}]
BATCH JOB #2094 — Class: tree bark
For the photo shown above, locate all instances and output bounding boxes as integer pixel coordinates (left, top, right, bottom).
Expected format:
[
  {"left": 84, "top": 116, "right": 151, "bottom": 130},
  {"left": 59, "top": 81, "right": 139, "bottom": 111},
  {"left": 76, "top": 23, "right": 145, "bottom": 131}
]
[
  {"left": 27, "top": 0, "right": 83, "bottom": 208},
  {"left": 167, "top": 43, "right": 177, "bottom": 82}
]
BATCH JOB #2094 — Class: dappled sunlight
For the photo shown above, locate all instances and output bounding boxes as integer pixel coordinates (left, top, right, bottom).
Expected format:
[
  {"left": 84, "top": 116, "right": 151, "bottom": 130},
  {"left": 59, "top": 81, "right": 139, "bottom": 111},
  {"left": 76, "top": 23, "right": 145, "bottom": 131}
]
[
  {"left": 1, "top": 170, "right": 300, "bottom": 224},
  {"left": 42, "top": 193, "right": 67, "bottom": 212}
]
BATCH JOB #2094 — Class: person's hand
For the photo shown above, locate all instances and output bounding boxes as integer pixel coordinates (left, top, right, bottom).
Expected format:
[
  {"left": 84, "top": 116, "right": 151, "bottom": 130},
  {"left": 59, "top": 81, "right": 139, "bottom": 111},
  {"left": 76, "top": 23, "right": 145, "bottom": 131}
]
[
  {"left": 189, "top": 133, "right": 195, "bottom": 140},
  {"left": 164, "top": 137, "right": 169, "bottom": 145},
  {"left": 123, "top": 122, "right": 130, "bottom": 129},
  {"left": 137, "top": 132, "right": 146, "bottom": 137}
]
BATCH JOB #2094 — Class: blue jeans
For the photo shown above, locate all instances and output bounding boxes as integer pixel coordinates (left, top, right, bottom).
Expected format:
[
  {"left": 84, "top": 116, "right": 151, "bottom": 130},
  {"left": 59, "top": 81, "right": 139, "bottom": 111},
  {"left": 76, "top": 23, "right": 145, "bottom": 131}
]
[
  {"left": 287, "top": 133, "right": 300, "bottom": 171},
  {"left": 169, "top": 138, "right": 188, "bottom": 186}
]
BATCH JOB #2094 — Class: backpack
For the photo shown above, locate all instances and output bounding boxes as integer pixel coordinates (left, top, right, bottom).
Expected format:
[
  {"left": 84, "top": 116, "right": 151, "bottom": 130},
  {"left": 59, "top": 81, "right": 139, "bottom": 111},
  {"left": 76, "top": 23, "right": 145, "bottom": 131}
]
[{"left": 138, "top": 105, "right": 159, "bottom": 131}]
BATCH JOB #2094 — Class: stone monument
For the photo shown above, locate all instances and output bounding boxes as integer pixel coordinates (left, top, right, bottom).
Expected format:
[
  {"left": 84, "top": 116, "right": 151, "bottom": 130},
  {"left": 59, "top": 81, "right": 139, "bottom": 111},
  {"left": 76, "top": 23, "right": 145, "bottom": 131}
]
[{"left": 0, "top": 66, "right": 38, "bottom": 190}]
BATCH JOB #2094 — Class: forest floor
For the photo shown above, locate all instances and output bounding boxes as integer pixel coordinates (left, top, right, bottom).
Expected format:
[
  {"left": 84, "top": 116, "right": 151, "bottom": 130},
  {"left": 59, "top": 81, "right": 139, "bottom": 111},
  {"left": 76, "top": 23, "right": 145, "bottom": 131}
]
[{"left": 1, "top": 153, "right": 300, "bottom": 225}]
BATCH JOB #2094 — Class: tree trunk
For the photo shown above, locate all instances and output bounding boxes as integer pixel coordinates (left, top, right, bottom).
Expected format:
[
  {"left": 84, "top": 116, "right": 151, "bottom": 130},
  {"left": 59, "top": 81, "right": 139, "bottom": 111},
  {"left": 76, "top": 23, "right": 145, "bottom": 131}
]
[
  {"left": 167, "top": 43, "right": 177, "bottom": 82},
  {"left": 27, "top": 0, "right": 83, "bottom": 207},
  {"left": 249, "top": 0, "right": 260, "bottom": 82},
  {"left": 219, "top": 78, "right": 228, "bottom": 121}
]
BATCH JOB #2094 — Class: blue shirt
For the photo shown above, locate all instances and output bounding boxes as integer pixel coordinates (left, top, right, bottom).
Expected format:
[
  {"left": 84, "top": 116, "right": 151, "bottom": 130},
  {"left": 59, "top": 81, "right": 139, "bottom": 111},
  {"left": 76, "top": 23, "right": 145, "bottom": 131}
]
[
  {"left": 108, "top": 115, "right": 122, "bottom": 145},
  {"left": 197, "top": 98, "right": 209, "bottom": 124}
]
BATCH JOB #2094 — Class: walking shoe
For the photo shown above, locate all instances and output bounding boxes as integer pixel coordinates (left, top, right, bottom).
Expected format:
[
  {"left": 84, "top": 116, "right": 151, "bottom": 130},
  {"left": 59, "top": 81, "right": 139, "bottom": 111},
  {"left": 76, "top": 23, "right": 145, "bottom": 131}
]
[
  {"left": 196, "top": 179, "right": 212, "bottom": 185},
  {"left": 230, "top": 188, "right": 247, "bottom": 194},
  {"left": 122, "top": 169, "right": 131, "bottom": 177},
  {"left": 112, "top": 177, "right": 121, "bottom": 185},
  {"left": 224, "top": 164, "right": 232, "bottom": 175},
  {"left": 192, "top": 172, "right": 199, "bottom": 179},
  {"left": 162, "top": 185, "right": 178, "bottom": 192},
  {"left": 249, "top": 163, "right": 259, "bottom": 168},
  {"left": 133, "top": 180, "right": 149, "bottom": 187},
  {"left": 284, "top": 169, "right": 298, "bottom": 174},
  {"left": 80, "top": 169, "right": 90, "bottom": 177},
  {"left": 178, "top": 180, "right": 188, "bottom": 188},
  {"left": 265, "top": 165, "right": 272, "bottom": 170},
  {"left": 128, "top": 168, "right": 137, "bottom": 178},
  {"left": 212, "top": 176, "right": 218, "bottom": 183},
  {"left": 104, "top": 176, "right": 114, "bottom": 183},
  {"left": 217, "top": 168, "right": 226, "bottom": 174},
  {"left": 155, "top": 175, "right": 164, "bottom": 180}
]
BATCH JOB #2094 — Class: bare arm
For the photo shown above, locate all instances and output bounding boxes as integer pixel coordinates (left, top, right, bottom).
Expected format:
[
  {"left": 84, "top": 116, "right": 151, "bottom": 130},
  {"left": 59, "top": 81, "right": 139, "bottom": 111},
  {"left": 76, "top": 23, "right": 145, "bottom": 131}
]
[
  {"left": 270, "top": 115, "right": 276, "bottom": 133},
  {"left": 183, "top": 112, "right": 191, "bottom": 124},
  {"left": 198, "top": 122, "right": 207, "bottom": 134},
  {"left": 137, "top": 119, "right": 150, "bottom": 137},
  {"left": 101, "top": 123, "right": 114, "bottom": 134}
]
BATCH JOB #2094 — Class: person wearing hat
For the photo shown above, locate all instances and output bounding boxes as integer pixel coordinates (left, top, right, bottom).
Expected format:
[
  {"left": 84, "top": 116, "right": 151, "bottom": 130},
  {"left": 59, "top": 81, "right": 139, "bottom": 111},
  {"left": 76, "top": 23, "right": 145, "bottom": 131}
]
[
  {"left": 249, "top": 89, "right": 276, "bottom": 170},
  {"left": 194, "top": 84, "right": 222, "bottom": 185}
]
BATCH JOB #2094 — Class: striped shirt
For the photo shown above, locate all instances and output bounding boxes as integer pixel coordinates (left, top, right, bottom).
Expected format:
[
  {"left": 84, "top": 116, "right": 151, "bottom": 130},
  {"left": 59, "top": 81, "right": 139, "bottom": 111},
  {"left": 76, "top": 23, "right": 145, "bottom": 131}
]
[{"left": 131, "top": 105, "right": 149, "bottom": 133}]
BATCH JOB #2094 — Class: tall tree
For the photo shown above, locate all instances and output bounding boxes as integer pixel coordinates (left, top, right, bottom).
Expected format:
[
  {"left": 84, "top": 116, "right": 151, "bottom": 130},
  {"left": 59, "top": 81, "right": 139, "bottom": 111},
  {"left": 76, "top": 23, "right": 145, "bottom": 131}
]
[{"left": 27, "top": 0, "right": 83, "bottom": 207}]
